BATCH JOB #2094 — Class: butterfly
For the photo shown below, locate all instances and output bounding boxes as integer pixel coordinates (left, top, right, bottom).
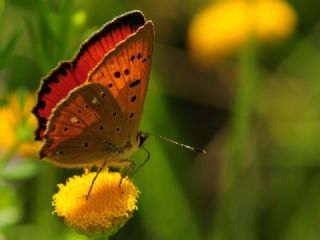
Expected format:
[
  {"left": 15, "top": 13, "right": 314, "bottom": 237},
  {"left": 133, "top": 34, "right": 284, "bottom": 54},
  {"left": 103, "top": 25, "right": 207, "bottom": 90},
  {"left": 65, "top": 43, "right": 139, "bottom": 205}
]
[{"left": 32, "top": 11, "right": 154, "bottom": 174}]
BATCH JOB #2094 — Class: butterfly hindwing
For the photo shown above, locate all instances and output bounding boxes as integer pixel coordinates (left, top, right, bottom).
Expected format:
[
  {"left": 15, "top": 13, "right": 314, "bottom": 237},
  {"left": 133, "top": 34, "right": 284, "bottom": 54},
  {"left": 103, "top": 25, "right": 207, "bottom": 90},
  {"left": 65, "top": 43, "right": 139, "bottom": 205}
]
[
  {"left": 88, "top": 21, "right": 155, "bottom": 143},
  {"left": 41, "top": 83, "right": 132, "bottom": 168}
]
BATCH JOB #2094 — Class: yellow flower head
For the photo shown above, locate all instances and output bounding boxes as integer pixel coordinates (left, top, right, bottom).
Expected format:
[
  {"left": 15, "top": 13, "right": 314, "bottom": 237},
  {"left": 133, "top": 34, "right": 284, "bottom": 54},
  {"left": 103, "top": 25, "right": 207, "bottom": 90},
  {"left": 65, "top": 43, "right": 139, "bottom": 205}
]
[
  {"left": 0, "top": 93, "right": 41, "bottom": 157},
  {"left": 52, "top": 170, "right": 140, "bottom": 238},
  {"left": 188, "top": 0, "right": 297, "bottom": 63}
]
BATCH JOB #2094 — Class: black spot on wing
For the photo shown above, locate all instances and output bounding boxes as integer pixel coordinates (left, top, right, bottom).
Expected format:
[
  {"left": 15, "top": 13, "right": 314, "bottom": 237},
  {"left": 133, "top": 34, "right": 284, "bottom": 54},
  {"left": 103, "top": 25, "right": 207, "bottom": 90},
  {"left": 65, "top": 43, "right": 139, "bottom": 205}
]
[{"left": 129, "top": 79, "right": 141, "bottom": 88}]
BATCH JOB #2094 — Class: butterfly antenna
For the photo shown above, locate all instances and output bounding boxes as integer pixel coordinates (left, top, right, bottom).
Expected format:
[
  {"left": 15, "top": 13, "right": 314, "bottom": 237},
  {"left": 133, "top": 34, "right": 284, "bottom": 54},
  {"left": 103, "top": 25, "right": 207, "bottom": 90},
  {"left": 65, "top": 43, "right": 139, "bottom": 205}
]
[{"left": 145, "top": 132, "right": 206, "bottom": 154}]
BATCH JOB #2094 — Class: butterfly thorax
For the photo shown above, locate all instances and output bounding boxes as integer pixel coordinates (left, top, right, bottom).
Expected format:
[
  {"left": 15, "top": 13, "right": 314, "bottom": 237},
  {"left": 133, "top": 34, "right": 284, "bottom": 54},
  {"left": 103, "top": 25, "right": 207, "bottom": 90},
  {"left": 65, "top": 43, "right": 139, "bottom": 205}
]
[
  {"left": 107, "top": 140, "right": 139, "bottom": 160},
  {"left": 112, "top": 131, "right": 148, "bottom": 158}
]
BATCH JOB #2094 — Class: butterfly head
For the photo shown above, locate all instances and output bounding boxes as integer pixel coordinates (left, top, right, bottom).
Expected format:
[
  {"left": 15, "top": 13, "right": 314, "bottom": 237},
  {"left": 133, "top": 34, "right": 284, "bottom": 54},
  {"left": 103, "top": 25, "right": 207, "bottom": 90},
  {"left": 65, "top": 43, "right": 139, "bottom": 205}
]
[{"left": 138, "top": 132, "right": 149, "bottom": 147}]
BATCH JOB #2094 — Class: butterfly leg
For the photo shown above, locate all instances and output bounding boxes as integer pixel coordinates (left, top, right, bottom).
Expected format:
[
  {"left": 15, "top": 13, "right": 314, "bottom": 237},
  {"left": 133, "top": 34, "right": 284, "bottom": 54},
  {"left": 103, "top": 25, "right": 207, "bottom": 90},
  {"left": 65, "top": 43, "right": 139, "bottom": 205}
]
[
  {"left": 86, "top": 160, "right": 107, "bottom": 200},
  {"left": 118, "top": 146, "right": 150, "bottom": 186},
  {"left": 129, "top": 146, "right": 150, "bottom": 178},
  {"left": 118, "top": 159, "right": 136, "bottom": 187}
]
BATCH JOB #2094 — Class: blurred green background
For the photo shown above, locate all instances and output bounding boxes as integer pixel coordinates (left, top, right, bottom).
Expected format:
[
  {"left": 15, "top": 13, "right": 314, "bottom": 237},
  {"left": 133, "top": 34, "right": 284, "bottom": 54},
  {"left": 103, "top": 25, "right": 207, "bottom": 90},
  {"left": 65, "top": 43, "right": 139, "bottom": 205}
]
[{"left": 1, "top": 0, "right": 320, "bottom": 239}]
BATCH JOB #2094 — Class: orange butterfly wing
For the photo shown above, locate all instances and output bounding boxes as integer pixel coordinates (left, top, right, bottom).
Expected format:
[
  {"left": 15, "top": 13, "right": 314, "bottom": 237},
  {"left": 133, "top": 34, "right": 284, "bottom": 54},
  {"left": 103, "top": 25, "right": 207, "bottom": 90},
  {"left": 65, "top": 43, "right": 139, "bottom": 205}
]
[{"left": 88, "top": 21, "right": 154, "bottom": 143}]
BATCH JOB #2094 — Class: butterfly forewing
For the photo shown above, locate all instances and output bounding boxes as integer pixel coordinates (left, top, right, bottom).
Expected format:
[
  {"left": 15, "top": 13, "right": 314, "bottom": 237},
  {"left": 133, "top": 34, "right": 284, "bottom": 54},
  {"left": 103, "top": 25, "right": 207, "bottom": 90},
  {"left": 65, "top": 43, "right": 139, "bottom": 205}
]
[
  {"left": 88, "top": 21, "right": 155, "bottom": 142},
  {"left": 41, "top": 83, "right": 131, "bottom": 168},
  {"left": 33, "top": 11, "right": 146, "bottom": 140}
]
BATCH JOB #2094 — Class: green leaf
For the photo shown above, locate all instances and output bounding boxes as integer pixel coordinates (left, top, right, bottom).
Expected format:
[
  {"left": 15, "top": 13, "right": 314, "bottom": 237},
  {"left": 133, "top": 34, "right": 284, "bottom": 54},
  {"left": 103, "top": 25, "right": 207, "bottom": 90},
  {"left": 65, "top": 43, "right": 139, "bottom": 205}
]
[{"left": 0, "top": 30, "right": 21, "bottom": 69}]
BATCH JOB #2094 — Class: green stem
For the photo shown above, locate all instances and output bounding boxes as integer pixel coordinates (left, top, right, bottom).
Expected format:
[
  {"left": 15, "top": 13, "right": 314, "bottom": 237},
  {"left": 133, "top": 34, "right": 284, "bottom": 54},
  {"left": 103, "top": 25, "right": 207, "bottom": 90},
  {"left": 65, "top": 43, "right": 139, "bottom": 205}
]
[
  {"left": 33, "top": 163, "right": 58, "bottom": 240},
  {"left": 230, "top": 39, "right": 258, "bottom": 173},
  {"left": 211, "top": 40, "right": 260, "bottom": 240},
  {"left": 228, "top": 39, "right": 259, "bottom": 240}
]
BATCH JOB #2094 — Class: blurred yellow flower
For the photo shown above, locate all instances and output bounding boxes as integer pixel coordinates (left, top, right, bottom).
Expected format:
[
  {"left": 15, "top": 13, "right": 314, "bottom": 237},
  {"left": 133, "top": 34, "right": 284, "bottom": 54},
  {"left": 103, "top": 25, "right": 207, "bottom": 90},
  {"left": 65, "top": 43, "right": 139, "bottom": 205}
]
[
  {"left": 0, "top": 93, "right": 41, "bottom": 157},
  {"left": 188, "top": 0, "right": 297, "bottom": 63},
  {"left": 52, "top": 170, "right": 139, "bottom": 238}
]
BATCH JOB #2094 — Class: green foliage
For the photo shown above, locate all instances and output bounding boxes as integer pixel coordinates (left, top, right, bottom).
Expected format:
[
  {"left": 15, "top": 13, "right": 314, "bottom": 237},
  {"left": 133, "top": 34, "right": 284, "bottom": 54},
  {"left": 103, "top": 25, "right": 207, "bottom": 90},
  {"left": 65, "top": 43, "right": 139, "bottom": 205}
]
[
  {"left": 27, "top": 0, "right": 74, "bottom": 72},
  {"left": 0, "top": 30, "right": 21, "bottom": 70}
]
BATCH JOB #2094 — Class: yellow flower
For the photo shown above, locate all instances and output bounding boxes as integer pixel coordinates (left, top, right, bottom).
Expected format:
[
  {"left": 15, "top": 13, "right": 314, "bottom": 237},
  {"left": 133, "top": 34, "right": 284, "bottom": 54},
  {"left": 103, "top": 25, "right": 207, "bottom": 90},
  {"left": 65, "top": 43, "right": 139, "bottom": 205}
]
[
  {"left": 52, "top": 170, "right": 140, "bottom": 238},
  {"left": 0, "top": 93, "right": 41, "bottom": 157},
  {"left": 188, "top": 0, "right": 297, "bottom": 63}
]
